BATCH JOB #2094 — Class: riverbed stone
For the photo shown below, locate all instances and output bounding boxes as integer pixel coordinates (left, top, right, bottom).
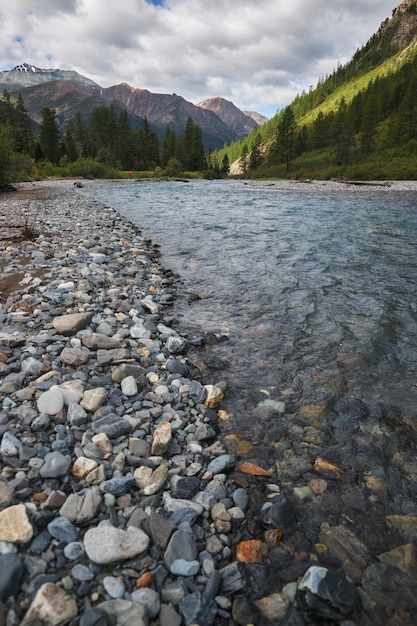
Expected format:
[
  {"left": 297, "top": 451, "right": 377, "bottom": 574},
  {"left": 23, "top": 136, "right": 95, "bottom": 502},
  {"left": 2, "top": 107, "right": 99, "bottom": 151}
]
[
  {"left": 80, "top": 387, "right": 108, "bottom": 412},
  {"left": 83, "top": 523, "right": 149, "bottom": 564},
  {"left": 59, "top": 345, "right": 90, "bottom": 366},
  {"left": 151, "top": 420, "right": 172, "bottom": 455},
  {"left": 36, "top": 387, "right": 65, "bottom": 415},
  {"left": 40, "top": 451, "right": 72, "bottom": 478},
  {"left": 91, "top": 413, "right": 131, "bottom": 438},
  {"left": 59, "top": 487, "right": 102, "bottom": 524},
  {"left": 52, "top": 313, "right": 92, "bottom": 336},
  {"left": 94, "top": 599, "right": 147, "bottom": 626},
  {"left": 0, "top": 505, "right": 33, "bottom": 544},
  {"left": 21, "top": 582, "right": 78, "bottom": 625}
]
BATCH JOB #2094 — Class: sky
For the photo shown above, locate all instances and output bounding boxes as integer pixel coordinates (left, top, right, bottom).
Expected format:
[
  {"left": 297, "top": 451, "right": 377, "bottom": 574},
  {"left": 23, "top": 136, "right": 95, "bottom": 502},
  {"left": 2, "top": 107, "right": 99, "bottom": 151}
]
[{"left": 0, "top": 0, "right": 398, "bottom": 117}]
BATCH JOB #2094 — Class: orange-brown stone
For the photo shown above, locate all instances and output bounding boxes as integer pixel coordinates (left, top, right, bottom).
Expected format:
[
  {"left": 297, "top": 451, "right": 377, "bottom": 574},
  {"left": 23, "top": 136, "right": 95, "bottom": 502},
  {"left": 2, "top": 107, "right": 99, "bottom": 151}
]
[
  {"left": 238, "top": 461, "right": 271, "bottom": 477},
  {"left": 313, "top": 456, "right": 345, "bottom": 480},
  {"left": 236, "top": 441, "right": 253, "bottom": 454},
  {"left": 236, "top": 540, "right": 264, "bottom": 564},
  {"left": 136, "top": 571, "right": 153, "bottom": 588}
]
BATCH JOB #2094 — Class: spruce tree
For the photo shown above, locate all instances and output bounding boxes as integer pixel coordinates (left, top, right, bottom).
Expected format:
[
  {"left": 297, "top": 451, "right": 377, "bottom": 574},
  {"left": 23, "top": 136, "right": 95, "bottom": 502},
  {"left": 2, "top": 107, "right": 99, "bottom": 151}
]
[{"left": 40, "top": 107, "right": 61, "bottom": 165}]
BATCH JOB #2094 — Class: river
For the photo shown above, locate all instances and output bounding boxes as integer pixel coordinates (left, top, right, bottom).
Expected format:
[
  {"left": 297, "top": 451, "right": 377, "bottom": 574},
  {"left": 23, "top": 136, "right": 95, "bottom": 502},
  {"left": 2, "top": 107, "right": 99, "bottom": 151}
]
[{"left": 84, "top": 179, "right": 417, "bottom": 423}]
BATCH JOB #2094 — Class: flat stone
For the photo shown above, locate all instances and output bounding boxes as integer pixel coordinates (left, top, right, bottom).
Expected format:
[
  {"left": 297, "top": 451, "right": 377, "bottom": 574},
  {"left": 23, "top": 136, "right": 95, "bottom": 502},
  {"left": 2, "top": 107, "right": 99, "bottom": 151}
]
[
  {"left": 95, "top": 599, "right": 147, "bottom": 626},
  {"left": 47, "top": 517, "right": 78, "bottom": 544},
  {"left": 362, "top": 562, "right": 417, "bottom": 610},
  {"left": 206, "top": 454, "right": 236, "bottom": 475},
  {"left": 40, "top": 451, "right": 72, "bottom": 478},
  {"left": 97, "top": 348, "right": 131, "bottom": 364},
  {"left": 80, "top": 387, "right": 108, "bottom": 412},
  {"left": 319, "top": 522, "right": 369, "bottom": 583},
  {"left": 72, "top": 456, "right": 99, "bottom": 480},
  {"left": 59, "top": 346, "right": 90, "bottom": 366},
  {"left": 0, "top": 504, "right": 34, "bottom": 543},
  {"left": 59, "top": 487, "right": 102, "bottom": 524},
  {"left": 162, "top": 492, "right": 203, "bottom": 516},
  {"left": 379, "top": 543, "right": 417, "bottom": 582},
  {"left": 84, "top": 523, "right": 149, "bottom": 564},
  {"left": 37, "top": 388, "right": 65, "bottom": 415},
  {"left": 0, "top": 332, "right": 26, "bottom": 347},
  {"left": 103, "top": 576, "right": 126, "bottom": 599},
  {"left": 148, "top": 512, "right": 174, "bottom": 549},
  {"left": 141, "top": 297, "right": 159, "bottom": 314},
  {"left": 100, "top": 477, "right": 136, "bottom": 496},
  {"left": 91, "top": 414, "right": 131, "bottom": 438},
  {"left": 52, "top": 312, "right": 92, "bottom": 336},
  {"left": 0, "top": 432, "right": 22, "bottom": 457},
  {"left": 21, "top": 582, "right": 78, "bottom": 625},
  {"left": 82, "top": 333, "right": 123, "bottom": 349},
  {"left": 238, "top": 461, "right": 271, "bottom": 477},
  {"left": 121, "top": 375, "right": 138, "bottom": 396},
  {"left": 130, "top": 587, "right": 161, "bottom": 618},
  {"left": 0, "top": 553, "right": 23, "bottom": 602},
  {"left": 164, "top": 529, "right": 198, "bottom": 569}
]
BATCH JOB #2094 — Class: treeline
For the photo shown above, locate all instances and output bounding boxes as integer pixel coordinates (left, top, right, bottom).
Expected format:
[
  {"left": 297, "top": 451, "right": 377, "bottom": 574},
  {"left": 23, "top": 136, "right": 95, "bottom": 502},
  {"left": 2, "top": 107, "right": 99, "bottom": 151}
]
[
  {"left": 212, "top": 51, "right": 417, "bottom": 179},
  {"left": 0, "top": 93, "right": 224, "bottom": 186}
]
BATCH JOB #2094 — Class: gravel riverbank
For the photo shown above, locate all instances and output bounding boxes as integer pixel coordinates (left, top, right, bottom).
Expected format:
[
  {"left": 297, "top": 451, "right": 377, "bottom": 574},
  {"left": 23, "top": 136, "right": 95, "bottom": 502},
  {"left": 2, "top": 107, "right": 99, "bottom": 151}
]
[{"left": 1, "top": 180, "right": 417, "bottom": 626}]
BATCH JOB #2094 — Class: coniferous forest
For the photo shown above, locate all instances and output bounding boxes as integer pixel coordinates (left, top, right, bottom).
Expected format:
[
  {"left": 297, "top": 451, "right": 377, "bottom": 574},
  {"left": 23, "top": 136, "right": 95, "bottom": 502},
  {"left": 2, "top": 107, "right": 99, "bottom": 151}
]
[{"left": 0, "top": 95, "right": 210, "bottom": 187}]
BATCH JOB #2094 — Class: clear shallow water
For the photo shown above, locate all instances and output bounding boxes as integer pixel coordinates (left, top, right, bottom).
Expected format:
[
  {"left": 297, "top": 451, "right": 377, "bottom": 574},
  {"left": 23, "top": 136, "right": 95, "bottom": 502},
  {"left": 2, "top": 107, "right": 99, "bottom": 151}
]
[{"left": 85, "top": 180, "right": 417, "bottom": 428}]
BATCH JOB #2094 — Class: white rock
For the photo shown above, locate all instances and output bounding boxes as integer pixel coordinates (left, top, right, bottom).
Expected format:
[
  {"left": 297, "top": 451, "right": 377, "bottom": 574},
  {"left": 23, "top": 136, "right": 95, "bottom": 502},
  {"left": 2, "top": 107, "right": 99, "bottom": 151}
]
[
  {"left": 36, "top": 388, "right": 65, "bottom": 416},
  {"left": 84, "top": 523, "right": 149, "bottom": 564}
]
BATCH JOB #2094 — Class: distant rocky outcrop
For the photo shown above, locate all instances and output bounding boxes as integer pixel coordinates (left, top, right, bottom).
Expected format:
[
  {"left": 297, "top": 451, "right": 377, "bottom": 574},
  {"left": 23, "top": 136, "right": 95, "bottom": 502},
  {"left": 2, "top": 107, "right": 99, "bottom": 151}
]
[{"left": 196, "top": 97, "right": 263, "bottom": 138}]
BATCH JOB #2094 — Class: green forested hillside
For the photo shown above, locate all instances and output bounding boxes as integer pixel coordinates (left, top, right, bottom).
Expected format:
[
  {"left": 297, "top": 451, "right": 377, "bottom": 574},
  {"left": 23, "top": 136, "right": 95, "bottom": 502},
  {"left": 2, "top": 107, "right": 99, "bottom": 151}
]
[{"left": 210, "top": 1, "right": 417, "bottom": 180}]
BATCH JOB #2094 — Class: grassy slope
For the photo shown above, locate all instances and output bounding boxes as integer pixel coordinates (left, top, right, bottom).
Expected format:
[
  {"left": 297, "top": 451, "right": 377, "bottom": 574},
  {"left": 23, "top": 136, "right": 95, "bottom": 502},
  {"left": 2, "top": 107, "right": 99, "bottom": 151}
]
[{"left": 296, "top": 39, "right": 417, "bottom": 128}]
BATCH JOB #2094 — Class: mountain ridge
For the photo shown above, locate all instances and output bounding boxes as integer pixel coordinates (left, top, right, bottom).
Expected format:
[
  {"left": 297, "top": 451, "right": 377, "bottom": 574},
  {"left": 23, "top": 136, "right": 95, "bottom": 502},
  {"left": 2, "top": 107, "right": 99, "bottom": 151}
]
[{"left": 0, "top": 64, "right": 265, "bottom": 149}]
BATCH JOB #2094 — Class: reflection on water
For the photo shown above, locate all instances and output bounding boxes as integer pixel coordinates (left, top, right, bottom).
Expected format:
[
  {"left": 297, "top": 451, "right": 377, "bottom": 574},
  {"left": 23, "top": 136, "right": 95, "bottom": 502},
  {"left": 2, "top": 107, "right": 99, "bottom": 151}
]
[{"left": 86, "top": 179, "right": 417, "bottom": 426}]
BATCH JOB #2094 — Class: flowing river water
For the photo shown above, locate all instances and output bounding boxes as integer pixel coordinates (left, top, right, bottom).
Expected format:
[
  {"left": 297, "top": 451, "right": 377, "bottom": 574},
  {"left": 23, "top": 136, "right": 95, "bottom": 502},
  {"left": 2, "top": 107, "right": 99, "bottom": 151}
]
[
  {"left": 85, "top": 180, "right": 417, "bottom": 415},
  {"left": 84, "top": 178, "right": 417, "bottom": 553}
]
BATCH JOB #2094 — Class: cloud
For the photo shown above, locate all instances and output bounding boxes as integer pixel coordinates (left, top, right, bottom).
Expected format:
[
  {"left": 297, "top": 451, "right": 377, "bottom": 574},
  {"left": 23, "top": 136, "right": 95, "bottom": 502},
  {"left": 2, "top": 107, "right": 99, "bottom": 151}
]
[{"left": 0, "top": 0, "right": 396, "bottom": 115}]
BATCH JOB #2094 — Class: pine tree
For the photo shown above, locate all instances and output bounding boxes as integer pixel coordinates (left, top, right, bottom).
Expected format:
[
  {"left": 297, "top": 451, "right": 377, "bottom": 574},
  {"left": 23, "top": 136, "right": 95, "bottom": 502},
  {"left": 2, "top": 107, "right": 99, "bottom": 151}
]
[
  {"left": 161, "top": 127, "right": 177, "bottom": 166},
  {"left": 14, "top": 94, "right": 34, "bottom": 154},
  {"left": 277, "top": 106, "right": 296, "bottom": 172},
  {"left": 40, "top": 107, "right": 61, "bottom": 165},
  {"left": 248, "top": 134, "right": 262, "bottom": 170},
  {"left": 64, "top": 122, "right": 78, "bottom": 162}
]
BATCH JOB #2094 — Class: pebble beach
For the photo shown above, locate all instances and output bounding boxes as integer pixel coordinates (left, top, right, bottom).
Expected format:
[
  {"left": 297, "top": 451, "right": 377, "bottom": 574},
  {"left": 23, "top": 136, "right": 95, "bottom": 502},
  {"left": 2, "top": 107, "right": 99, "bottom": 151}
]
[{"left": 1, "top": 180, "right": 417, "bottom": 626}]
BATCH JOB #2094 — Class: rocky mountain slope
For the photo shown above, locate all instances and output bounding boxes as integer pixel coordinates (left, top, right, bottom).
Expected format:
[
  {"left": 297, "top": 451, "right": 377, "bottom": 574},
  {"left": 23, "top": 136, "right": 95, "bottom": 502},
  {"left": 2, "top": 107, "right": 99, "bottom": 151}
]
[
  {"left": 196, "top": 97, "right": 262, "bottom": 138},
  {"left": 0, "top": 64, "right": 263, "bottom": 149}
]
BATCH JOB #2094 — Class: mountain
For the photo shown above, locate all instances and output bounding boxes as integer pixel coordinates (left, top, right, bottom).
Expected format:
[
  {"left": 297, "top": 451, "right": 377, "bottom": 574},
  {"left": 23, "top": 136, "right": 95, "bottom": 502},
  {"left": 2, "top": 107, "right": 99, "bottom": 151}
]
[
  {"left": 0, "top": 64, "right": 261, "bottom": 149},
  {"left": 9, "top": 80, "right": 156, "bottom": 137},
  {"left": 196, "top": 97, "right": 263, "bottom": 138},
  {"left": 100, "top": 84, "right": 237, "bottom": 148},
  {"left": 0, "top": 63, "right": 100, "bottom": 92},
  {"left": 243, "top": 111, "right": 269, "bottom": 126}
]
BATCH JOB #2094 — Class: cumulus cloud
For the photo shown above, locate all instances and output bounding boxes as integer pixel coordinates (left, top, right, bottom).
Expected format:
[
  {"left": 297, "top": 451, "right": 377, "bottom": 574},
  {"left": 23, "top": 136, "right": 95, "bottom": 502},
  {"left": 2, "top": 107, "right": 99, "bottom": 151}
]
[{"left": 0, "top": 0, "right": 396, "bottom": 115}]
